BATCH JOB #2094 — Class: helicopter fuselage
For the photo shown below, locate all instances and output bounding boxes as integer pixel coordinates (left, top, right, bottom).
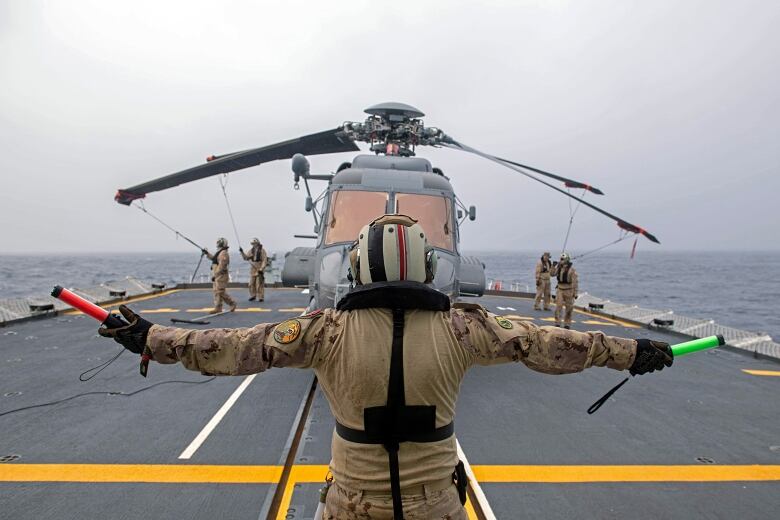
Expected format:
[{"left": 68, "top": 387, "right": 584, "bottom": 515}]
[{"left": 282, "top": 154, "right": 485, "bottom": 308}]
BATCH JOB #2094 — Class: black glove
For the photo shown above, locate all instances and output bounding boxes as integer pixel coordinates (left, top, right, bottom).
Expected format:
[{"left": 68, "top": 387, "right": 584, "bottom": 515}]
[
  {"left": 239, "top": 247, "right": 244, "bottom": 253},
  {"left": 97, "top": 305, "right": 152, "bottom": 354},
  {"left": 630, "top": 339, "right": 673, "bottom": 376},
  {"left": 201, "top": 248, "right": 209, "bottom": 256}
]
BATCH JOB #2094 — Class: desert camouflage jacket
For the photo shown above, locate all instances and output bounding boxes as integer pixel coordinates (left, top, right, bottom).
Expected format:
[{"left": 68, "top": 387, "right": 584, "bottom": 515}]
[{"left": 145, "top": 299, "right": 635, "bottom": 491}]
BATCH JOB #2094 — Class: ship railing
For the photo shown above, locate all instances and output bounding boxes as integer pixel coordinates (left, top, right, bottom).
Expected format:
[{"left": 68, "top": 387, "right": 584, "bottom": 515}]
[
  {"left": 576, "top": 292, "right": 779, "bottom": 359},
  {"left": 0, "top": 276, "right": 157, "bottom": 324},
  {"left": 487, "top": 279, "right": 531, "bottom": 293}
]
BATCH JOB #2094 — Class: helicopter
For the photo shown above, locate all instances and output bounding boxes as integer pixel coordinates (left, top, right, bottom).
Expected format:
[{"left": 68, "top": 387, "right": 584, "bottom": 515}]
[{"left": 114, "top": 102, "right": 658, "bottom": 309}]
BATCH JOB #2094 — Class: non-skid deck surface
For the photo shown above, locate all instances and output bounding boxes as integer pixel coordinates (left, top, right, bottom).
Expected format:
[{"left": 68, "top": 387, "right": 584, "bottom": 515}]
[{"left": 0, "top": 289, "right": 778, "bottom": 519}]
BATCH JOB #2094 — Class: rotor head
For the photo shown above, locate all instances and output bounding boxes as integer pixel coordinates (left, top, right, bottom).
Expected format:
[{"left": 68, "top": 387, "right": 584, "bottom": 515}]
[{"left": 342, "top": 102, "right": 447, "bottom": 157}]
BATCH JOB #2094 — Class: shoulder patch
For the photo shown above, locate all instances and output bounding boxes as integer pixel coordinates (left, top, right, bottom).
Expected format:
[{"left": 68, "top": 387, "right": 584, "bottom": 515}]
[
  {"left": 300, "top": 309, "right": 323, "bottom": 319},
  {"left": 274, "top": 319, "right": 302, "bottom": 344},
  {"left": 495, "top": 316, "right": 514, "bottom": 329}
]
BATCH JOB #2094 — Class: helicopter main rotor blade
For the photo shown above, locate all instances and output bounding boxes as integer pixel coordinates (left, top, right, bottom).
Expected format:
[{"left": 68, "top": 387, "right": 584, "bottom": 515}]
[
  {"left": 441, "top": 139, "right": 659, "bottom": 243},
  {"left": 114, "top": 128, "right": 359, "bottom": 205},
  {"left": 494, "top": 157, "right": 604, "bottom": 195}
]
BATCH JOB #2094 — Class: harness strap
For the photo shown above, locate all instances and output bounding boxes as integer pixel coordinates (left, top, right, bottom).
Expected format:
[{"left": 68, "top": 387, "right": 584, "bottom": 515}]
[
  {"left": 211, "top": 247, "right": 227, "bottom": 265},
  {"left": 388, "top": 308, "right": 405, "bottom": 518},
  {"left": 335, "top": 421, "right": 454, "bottom": 444}
]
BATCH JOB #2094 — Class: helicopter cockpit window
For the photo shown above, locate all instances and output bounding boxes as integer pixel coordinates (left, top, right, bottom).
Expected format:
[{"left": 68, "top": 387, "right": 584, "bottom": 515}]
[
  {"left": 325, "top": 190, "right": 389, "bottom": 245},
  {"left": 395, "top": 193, "right": 454, "bottom": 250}
]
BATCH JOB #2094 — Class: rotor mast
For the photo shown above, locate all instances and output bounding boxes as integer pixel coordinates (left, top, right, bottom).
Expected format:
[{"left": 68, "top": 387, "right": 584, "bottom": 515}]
[{"left": 342, "top": 102, "right": 447, "bottom": 157}]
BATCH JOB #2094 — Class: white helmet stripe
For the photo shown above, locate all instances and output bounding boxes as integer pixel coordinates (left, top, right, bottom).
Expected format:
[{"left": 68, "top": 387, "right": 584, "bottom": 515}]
[
  {"left": 406, "top": 224, "right": 426, "bottom": 282},
  {"left": 382, "top": 225, "right": 399, "bottom": 282}
]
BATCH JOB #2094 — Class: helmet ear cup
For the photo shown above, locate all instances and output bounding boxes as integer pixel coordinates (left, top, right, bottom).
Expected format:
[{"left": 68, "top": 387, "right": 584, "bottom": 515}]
[
  {"left": 424, "top": 247, "right": 437, "bottom": 283},
  {"left": 348, "top": 244, "right": 361, "bottom": 285}
]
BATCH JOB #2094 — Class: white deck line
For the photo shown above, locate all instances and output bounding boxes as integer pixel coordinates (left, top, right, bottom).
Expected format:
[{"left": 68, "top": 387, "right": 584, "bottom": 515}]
[
  {"left": 178, "top": 374, "right": 257, "bottom": 460},
  {"left": 457, "top": 439, "right": 497, "bottom": 520}
]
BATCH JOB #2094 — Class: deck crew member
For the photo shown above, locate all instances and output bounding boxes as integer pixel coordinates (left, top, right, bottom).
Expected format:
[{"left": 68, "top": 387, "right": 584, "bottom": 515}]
[
  {"left": 534, "top": 251, "right": 554, "bottom": 311},
  {"left": 202, "top": 237, "right": 236, "bottom": 313},
  {"left": 98, "top": 215, "right": 673, "bottom": 520},
  {"left": 553, "top": 252, "right": 578, "bottom": 329},
  {"left": 239, "top": 238, "right": 268, "bottom": 302}
]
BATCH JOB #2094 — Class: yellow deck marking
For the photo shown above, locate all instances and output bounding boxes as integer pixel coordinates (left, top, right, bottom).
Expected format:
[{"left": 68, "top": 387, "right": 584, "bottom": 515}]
[
  {"left": 273, "top": 466, "right": 330, "bottom": 520},
  {"left": 471, "top": 465, "right": 780, "bottom": 482},
  {"left": 5, "top": 464, "right": 780, "bottom": 485},
  {"left": 465, "top": 498, "right": 478, "bottom": 520},
  {"left": 484, "top": 293, "right": 640, "bottom": 329},
  {"left": 140, "top": 308, "right": 180, "bottom": 313},
  {"left": 279, "top": 308, "right": 307, "bottom": 312},
  {"left": 581, "top": 320, "right": 616, "bottom": 327},
  {"left": 505, "top": 315, "right": 535, "bottom": 321},
  {"left": 0, "top": 464, "right": 282, "bottom": 483},
  {"left": 235, "top": 308, "right": 272, "bottom": 312},
  {"left": 539, "top": 317, "right": 564, "bottom": 322},
  {"left": 5, "top": 463, "right": 780, "bottom": 518},
  {"left": 186, "top": 308, "right": 220, "bottom": 312},
  {"left": 742, "top": 369, "right": 780, "bottom": 377},
  {"left": 573, "top": 308, "right": 641, "bottom": 328},
  {"left": 62, "top": 289, "right": 181, "bottom": 315}
]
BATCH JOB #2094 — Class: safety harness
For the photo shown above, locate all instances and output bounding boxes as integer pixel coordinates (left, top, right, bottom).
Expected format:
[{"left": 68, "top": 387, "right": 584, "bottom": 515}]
[
  {"left": 210, "top": 247, "right": 228, "bottom": 266},
  {"left": 557, "top": 263, "right": 573, "bottom": 285},
  {"left": 540, "top": 256, "right": 551, "bottom": 274},
  {"left": 335, "top": 281, "right": 463, "bottom": 519},
  {"left": 252, "top": 246, "right": 263, "bottom": 263}
]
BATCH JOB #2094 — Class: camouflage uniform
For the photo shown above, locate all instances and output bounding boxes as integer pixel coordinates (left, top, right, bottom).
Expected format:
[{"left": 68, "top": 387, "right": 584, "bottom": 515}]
[
  {"left": 553, "top": 263, "right": 578, "bottom": 328},
  {"left": 144, "top": 282, "right": 635, "bottom": 519},
  {"left": 205, "top": 248, "right": 236, "bottom": 312},
  {"left": 241, "top": 244, "right": 268, "bottom": 301},
  {"left": 325, "top": 481, "right": 465, "bottom": 520},
  {"left": 534, "top": 254, "right": 553, "bottom": 310}
]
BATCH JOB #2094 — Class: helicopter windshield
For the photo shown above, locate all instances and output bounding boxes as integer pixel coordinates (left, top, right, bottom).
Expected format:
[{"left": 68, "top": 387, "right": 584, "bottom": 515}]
[
  {"left": 395, "top": 193, "right": 454, "bottom": 250},
  {"left": 325, "top": 190, "right": 389, "bottom": 245}
]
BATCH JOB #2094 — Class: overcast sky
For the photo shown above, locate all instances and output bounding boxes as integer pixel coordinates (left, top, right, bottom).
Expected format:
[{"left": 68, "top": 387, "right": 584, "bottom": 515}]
[{"left": 1, "top": 0, "right": 778, "bottom": 254}]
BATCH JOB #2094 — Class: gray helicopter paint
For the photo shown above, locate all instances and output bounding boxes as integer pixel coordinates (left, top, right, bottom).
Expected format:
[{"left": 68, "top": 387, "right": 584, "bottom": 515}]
[
  {"left": 351, "top": 154, "right": 432, "bottom": 172},
  {"left": 364, "top": 102, "right": 425, "bottom": 118}
]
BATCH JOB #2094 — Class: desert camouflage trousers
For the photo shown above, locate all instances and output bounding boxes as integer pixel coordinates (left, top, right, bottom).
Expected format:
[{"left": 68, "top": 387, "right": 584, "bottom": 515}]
[
  {"left": 534, "top": 278, "right": 551, "bottom": 309},
  {"left": 248, "top": 272, "right": 265, "bottom": 300},
  {"left": 212, "top": 275, "right": 235, "bottom": 311},
  {"left": 325, "top": 482, "right": 466, "bottom": 520},
  {"left": 554, "top": 287, "right": 575, "bottom": 326}
]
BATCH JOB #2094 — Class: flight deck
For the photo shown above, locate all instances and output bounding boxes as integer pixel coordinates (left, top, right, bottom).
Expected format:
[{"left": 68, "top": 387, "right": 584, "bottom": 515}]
[{"left": 1, "top": 288, "right": 779, "bottom": 519}]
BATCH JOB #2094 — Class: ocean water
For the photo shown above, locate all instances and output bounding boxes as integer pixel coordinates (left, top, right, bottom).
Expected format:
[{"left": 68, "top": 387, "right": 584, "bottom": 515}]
[{"left": 1, "top": 251, "right": 778, "bottom": 340}]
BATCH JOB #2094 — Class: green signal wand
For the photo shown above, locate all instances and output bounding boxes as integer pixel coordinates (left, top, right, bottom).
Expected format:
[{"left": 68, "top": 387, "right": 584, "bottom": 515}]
[
  {"left": 587, "top": 335, "right": 726, "bottom": 414},
  {"left": 671, "top": 334, "right": 725, "bottom": 356}
]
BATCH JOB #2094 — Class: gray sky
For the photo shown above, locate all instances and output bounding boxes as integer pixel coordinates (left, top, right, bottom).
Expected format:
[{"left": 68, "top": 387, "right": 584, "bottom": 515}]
[{"left": 1, "top": 0, "right": 778, "bottom": 254}]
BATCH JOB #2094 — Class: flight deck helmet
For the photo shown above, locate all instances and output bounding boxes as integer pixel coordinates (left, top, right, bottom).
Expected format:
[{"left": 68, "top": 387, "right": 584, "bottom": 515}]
[
  {"left": 216, "top": 237, "right": 228, "bottom": 248},
  {"left": 251, "top": 238, "right": 260, "bottom": 246},
  {"left": 348, "top": 214, "right": 437, "bottom": 285},
  {"left": 560, "top": 252, "right": 571, "bottom": 264}
]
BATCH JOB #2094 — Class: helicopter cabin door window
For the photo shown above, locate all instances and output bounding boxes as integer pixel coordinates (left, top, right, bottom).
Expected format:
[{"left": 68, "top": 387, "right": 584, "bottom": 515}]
[
  {"left": 325, "top": 190, "right": 389, "bottom": 245},
  {"left": 395, "top": 193, "right": 454, "bottom": 251}
]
